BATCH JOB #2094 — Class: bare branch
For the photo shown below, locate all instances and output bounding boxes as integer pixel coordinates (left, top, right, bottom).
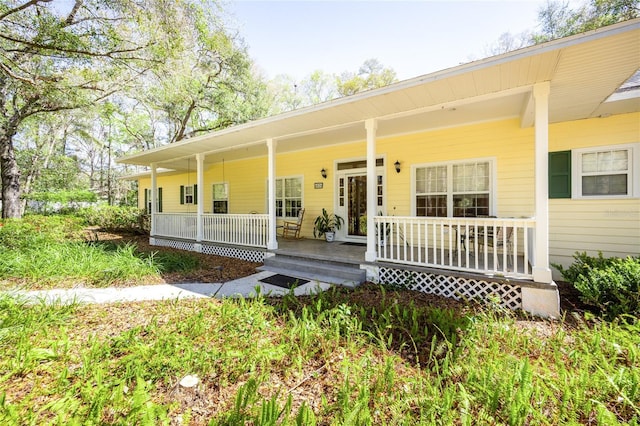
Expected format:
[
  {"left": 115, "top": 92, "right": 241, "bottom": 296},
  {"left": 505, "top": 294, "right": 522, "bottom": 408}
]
[
  {"left": 23, "top": 87, "right": 119, "bottom": 119},
  {"left": 0, "top": 61, "right": 37, "bottom": 84},
  {"left": 0, "top": 0, "right": 52, "bottom": 22},
  {"left": 63, "top": 15, "right": 125, "bottom": 27},
  {"left": 0, "top": 59, "right": 61, "bottom": 85},
  {"left": 0, "top": 33, "right": 151, "bottom": 59},
  {"left": 65, "top": 0, "right": 83, "bottom": 25}
]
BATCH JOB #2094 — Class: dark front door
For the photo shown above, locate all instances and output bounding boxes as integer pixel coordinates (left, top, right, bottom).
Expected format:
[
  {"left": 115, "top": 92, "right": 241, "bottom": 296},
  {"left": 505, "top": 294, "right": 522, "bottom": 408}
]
[{"left": 347, "top": 175, "right": 367, "bottom": 237}]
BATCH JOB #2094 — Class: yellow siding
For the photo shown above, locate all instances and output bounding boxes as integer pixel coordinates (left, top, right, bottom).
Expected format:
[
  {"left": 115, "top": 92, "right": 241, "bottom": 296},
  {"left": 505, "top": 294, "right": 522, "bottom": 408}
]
[
  {"left": 549, "top": 112, "right": 639, "bottom": 151},
  {"left": 136, "top": 171, "right": 200, "bottom": 214},
  {"left": 138, "top": 176, "right": 148, "bottom": 210},
  {"left": 378, "top": 118, "right": 535, "bottom": 217},
  {"left": 204, "top": 157, "right": 267, "bottom": 214},
  {"left": 136, "top": 112, "right": 640, "bottom": 267},
  {"left": 548, "top": 112, "right": 640, "bottom": 269}
]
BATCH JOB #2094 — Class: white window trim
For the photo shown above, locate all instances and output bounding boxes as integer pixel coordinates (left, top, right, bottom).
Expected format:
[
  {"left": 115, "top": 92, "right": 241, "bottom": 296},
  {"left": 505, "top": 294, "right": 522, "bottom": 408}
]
[
  {"left": 144, "top": 188, "right": 161, "bottom": 213},
  {"left": 572, "top": 143, "right": 640, "bottom": 199},
  {"left": 184, "top": 184, "right": 195, "bottom": 205},
  {"left": 411, "top": 157, "right": 497, "bottom": 217},
  {"left": 266, "top": 175, "right": 304, "bottom": 220},
  {"left": 212, "top": 182, "right": 229, "bottom": 214}
]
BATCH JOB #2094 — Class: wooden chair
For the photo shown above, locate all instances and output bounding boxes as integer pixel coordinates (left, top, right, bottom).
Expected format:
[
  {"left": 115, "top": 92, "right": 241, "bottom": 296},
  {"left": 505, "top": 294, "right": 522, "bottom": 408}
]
[{"left": 282, "top": 208, "right": 305, "bottom": 239}]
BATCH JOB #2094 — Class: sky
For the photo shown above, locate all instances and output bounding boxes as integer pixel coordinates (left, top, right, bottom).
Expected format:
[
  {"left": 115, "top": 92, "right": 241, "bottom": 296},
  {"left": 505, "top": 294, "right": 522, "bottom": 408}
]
[{"left": 225, "top": 0, "right": 572, "bottom": 82}]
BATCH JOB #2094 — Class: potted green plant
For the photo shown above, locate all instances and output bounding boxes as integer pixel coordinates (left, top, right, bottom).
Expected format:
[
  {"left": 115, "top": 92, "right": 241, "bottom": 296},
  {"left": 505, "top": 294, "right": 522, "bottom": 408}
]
[{"left": 313, "top": 208, "right": 344, "bottom": 242}]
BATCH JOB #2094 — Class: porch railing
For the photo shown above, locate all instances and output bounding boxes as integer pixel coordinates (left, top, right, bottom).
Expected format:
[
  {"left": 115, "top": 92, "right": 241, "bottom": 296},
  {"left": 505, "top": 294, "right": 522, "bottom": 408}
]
[
  {"left": 154, "top": 213, "right": 198, "bottom": 241},
  {"left": 153, "top": 213, "right": 269, "bottom": 248},
  {"left": 202, "top": 213, "right": 268, "bottom": 247},
  {"left": 374, "top": 216, "right": 536, "bottom": 279}
]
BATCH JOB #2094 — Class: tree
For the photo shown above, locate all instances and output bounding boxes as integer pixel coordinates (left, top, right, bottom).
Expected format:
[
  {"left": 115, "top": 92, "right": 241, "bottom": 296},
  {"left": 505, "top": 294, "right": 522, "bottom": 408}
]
[
  {"left": 336, "top": 59, "right": 397, "bottom": 97},
  {"left": 15, "top": 111, "right": 84, "bottom": 212},
  {"left": 269, "top": 60, "right": 398, "bottom": 113},
  {"left": 0, "top": 0, "right": 268, "bottom": 217},
  {"left": 534, "top": 0, "right": 639, "bottom": 43},
  {"left": 269, "top": 70, "right": 336, "bottom": 113},
  {"left": 485, "top": 0, "right": 639, "bottom": 55},
  {"left": 0, "top": 0, "right": 174, "bottom": 218},
  {"left": 133, "top": 2, "right": 271, "bottom": 145},
  {"left": 484, "top": 31, "right": 534, "bottom": 56}
]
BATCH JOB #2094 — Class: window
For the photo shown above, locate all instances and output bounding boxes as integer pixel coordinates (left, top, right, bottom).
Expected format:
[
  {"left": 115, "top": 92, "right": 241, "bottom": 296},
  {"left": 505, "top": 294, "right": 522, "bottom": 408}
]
[
  {"left": 180, "top": 185, "right": 197, "bottom": 205},
  {"left": 144, "top": 188, "right": 162, "bottom": 213},
  {"left": 275, "top": 177, "right": 302, "bottom": 218},
  {"left": 573, "top": 145, "right": 637, "bottom": 198},
  {"left": 185, "top": 186, "right": 194, "bottom": 204},
  {"left": 414, "top": 159, "right": 493, "bottom": 217},
  {"left": 212, "top": 183, "right": 228, "bottom": 214}
]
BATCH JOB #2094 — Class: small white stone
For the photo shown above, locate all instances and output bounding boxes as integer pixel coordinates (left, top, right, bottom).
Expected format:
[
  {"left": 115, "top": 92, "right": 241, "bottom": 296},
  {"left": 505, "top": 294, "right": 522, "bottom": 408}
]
[{"left": 179, "top": 375, "right": 199, "bottom": 388}]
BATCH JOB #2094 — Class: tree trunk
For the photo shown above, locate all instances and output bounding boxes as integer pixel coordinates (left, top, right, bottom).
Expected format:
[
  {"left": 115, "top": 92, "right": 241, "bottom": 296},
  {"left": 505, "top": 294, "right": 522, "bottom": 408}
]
[{"left": 0, "top": 131, "right": 22, "bottom": 219}]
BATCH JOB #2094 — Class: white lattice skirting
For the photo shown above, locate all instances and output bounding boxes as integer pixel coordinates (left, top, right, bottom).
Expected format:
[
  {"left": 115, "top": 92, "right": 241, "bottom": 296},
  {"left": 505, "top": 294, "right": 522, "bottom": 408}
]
[
  {"left": 200, "top": 244, "right": 265, "bottom": 263},
  {"left": 151, "top": 238, "right": 266, "bottom": 263},
  {"left": 378, "top": 266, "right": 522, "bottom": 311}
]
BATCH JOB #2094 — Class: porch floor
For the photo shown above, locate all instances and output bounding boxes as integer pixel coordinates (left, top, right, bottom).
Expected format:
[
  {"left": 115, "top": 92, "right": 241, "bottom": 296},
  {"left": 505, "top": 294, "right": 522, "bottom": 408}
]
[{"left": 274, "top": 238, "right": 365, "bottom": 264}]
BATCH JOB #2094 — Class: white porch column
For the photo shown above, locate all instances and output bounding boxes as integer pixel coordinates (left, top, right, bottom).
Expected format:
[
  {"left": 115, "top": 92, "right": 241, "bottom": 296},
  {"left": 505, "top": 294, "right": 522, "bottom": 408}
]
[
  {"left": 267, "top": 138, "right": 278, "bottom": 250},
  {"left": 365, "top": 119, "right": 377, "bottom": 262},
  {"left": 533, "top": 82, "right": 552, "bottom": 284},
  {"left": 150, "top": 162, "right": 157, "bottom": 238},
  {"left": 196, "top": 153, "right": 204, "bottom": 243}
]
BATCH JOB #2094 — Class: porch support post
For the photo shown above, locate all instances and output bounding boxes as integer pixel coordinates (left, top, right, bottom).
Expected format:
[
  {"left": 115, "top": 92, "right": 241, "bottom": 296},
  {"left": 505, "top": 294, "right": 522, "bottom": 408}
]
[
  {"left": 267, "top": 138, "right": 278, "bottom": 250},
  {"left": 533, "top": 82, "right": 552, "bottom": 284},
  {"left": 150, "top": 162, "right": 157, "bottom": 239},
  {"left": 365, "top": 119, "right": 377, "bottom": 262},
  {"left": 196, "top": 153, "right": 204, "bottom": 245}
]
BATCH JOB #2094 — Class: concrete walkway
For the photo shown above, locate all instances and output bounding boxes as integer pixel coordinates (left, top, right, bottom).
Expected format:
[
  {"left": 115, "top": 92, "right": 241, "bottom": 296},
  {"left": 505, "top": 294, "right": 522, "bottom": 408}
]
[{"left": 6, "top": 271, "right": 333, "bottom": 305}]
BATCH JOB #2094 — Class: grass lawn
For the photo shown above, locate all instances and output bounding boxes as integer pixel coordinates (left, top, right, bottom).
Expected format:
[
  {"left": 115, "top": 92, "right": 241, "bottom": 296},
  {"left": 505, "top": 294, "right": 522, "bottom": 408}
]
[
  {"left": 1, "top": 215, "right": 638, "bottom": 424},
  {"left": 0, "top": 216, "right": 259, "bottom": 291},
  {"left": 1, "top": 285, "right": 638, "bottom": 425}
]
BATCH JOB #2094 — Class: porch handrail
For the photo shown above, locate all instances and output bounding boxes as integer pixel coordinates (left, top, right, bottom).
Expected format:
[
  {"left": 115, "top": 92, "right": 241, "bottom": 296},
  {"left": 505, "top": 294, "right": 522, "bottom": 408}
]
[
  {"left": 152, "top": 213, "right": 269, "bottom": 248},
  {"left": 202, "top": 213, "right": 268, "bottom": 248},
  {"left": 374, "top": 216, "right": 536, "bottom": 279},
  {"left": 154, "top": 213, "right": 198, "bottom": 241}
]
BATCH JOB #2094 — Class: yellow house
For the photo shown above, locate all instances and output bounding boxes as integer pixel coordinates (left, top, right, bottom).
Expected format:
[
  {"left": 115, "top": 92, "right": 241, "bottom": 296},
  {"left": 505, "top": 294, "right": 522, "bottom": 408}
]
[{"left": 119, "top": 20, "right": 640, "bottom": 317}]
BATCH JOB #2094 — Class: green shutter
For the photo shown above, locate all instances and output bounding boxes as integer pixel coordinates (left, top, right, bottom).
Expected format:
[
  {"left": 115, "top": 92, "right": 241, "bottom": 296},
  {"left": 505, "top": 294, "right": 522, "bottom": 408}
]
[
  {"left": 180, "top": 185, "right": 185, "bottom": 205},
  {"left": 144, "top": 189, "right": 149, "bottom": 213},
  {"left": 158, "top": 187, "right": 163, "bottom": 212},
  {"left": 194, "top": 184, "right": 198, "bottom": 205},
  {"left": 549, "top": 151, "right": 571, "bottom": 199}
]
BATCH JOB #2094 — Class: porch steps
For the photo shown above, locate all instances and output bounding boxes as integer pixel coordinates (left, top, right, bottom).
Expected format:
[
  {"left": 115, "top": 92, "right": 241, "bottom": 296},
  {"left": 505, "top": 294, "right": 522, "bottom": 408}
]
[{"left": 258, "top": 253, "right": 366, "bottom": 288}]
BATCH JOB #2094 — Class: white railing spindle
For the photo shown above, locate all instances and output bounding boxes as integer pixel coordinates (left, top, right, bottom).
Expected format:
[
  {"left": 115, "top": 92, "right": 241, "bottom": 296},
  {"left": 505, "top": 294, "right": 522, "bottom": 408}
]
[
  {"left": 374, "top": 216, "right": 535, "bottom": 279},
  {"left": 153, "top": 213, "right": 268, "bottom": 248}
]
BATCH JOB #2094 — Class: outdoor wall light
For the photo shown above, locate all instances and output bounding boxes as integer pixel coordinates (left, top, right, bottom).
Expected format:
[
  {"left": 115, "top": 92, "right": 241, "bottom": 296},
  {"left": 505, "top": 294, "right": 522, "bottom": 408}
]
[
  {"left": 321, "top": 168, "right": 327, "bottom": 179},
  {"left": 394, "top": 160, "right": 401, "bottom": 174}
]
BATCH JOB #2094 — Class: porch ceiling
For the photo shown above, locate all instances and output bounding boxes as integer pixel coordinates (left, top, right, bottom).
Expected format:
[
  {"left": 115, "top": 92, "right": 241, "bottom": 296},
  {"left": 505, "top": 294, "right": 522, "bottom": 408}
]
[{"left": 118, "top": 19, "right": 640, "bottom": 171}]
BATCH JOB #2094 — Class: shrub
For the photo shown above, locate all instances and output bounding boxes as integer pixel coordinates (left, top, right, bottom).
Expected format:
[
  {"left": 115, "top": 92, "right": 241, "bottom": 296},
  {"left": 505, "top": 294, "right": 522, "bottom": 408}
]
[
  {"left": 554, "top": 252, "right": 640, "bottom": 319},
  {"left": 79, "top": 205, "right": 148, "bottom": 234},
  {"left": 0, "top": 215, "right": 84, "bottom": 249}
]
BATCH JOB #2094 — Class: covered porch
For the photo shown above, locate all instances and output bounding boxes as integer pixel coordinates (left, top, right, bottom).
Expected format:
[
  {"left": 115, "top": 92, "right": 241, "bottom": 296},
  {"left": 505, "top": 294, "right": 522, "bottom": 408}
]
[{"left": 151, "top": 212, "right": 536, "bottom": 280}]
